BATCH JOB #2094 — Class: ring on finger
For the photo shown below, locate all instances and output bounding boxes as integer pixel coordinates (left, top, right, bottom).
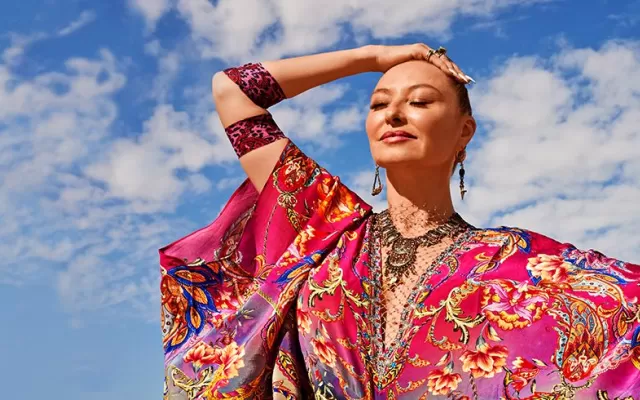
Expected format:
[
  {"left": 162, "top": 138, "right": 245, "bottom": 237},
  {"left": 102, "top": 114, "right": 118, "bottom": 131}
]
[{"left": 426, "top": 49, "right": 435, "bottom": 61}]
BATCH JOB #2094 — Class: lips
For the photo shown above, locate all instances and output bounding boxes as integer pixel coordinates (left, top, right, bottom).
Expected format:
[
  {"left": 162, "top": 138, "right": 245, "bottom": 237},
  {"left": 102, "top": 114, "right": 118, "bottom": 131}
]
[{"left": 380, "top": 130, "right": 417, "bottom": 140}]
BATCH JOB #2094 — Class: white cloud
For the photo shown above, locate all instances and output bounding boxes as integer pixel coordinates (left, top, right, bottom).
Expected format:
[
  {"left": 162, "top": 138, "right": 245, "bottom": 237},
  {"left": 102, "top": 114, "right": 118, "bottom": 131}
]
[
  {"left": 85, "top": 81, "right": 367, "bottom": 213},
  {"left": 174, "top": 0, "right": 553, "bottom": 61},
  {"left": 0, "top": 48, "right": 176, "bottom": 318},
  {"left": 175, "top": 0, "right": 277, "bottom": 60},
  {"left": 58, "top": 10, "right": 97, "bottom": 37},
  {"left": 5, "top": 1, "right": 637, "bottom": 329},
  {"left": 45, "top": 77, "right": 367, "bottom": 313},
  {"left": 455, "top": 40, "right": 640, "bottom": 262},
  {"left": 0, "top": 50, "right": 124, "bottom": 193},
  {"left": 145, "top": 41, "right": 181, "bottom": 102},
  {"left": 1, "top": 32, "right": 47, "bottom": 65},
  {"left": 270, "top": 83, "right": 366, "bottom": 148},
  {"left": 330, "top": 105, "right": 367, "bottom": 132},
  {"left": 86, "top": 104, "right": 223, "bottom": 212},
  {"left": 2, "top": 11, "right": 97, "bottom": 66},
  {"left": 128, "top": 0, "right": 174, "bottom": 31}
]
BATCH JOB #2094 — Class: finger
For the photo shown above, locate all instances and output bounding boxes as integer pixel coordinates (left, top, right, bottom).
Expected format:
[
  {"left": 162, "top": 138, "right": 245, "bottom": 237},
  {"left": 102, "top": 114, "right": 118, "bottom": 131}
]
[
  {"left": 429, "top": 53, "right": 462, "bottom": 81},
  {"left": 448, "top": 58, "right": 471, "bottom": 83},
  {"left": 439, "top": 55, "right": 468, "bottom": 83},
  {"left": 422, "top": 49, "right": 437, "bottom": 64},
  {"left": 446, "top": 56, "right": 474, "bottom": 83},
  {"left": 416, "top": 44, "right": 433, "bottom": 61},
  {"left": 446, "top": 57, "right": 465, "bottom": 78},
  {"left": 423, "top": 48, "right": 469, "bottom": 83},
  {"left": 414, "top": 43, "right": 431, "bottom": 57}
]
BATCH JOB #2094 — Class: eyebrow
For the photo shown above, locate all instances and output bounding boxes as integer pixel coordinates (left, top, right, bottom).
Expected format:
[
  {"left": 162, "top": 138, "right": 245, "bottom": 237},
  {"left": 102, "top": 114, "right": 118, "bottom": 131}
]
[{"left": 372, "top": 83, "right": 442, "bottom": 96}]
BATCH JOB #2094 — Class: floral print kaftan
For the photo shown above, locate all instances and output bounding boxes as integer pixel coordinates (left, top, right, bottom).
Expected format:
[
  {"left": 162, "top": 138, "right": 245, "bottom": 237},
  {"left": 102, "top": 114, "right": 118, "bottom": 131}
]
[{"left": 159, "top": 116, "right": 640, "bottom": 399}]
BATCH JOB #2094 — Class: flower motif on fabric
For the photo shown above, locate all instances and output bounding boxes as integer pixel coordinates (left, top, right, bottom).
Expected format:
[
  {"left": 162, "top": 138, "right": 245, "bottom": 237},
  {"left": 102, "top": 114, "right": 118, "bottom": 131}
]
[
  {"left": 527, "top": 254, "right": 573, "bottom": 283},
  {"left": 596, "top": 390, "right": 638, "bottom": 400},
  {"left": 427, "top": 353, "right": 463, "bottom": 396},
  {"left": 273, "top": 142, "right": 322, "bottom": 231},
  {"left": 161, "top": 262, "right": 223, "bottom": 352},
  {"left": 297, "top": 308, "right": 313, "bottom": 334},
  {"left": 310, "top": 324, "right": 337, "bottom": 367},
  {"left": 183, "top": 341, "right": 219, "bottom": 370},
  {"left": 502, "top": 356, "right": 547, "bottom": 396},
  {"left": 481, "top": 280, "right": 549, "bottom": 330},
  {"left": 175, "top": 340, "right": 247, "bottom": 398},
  {"left": 274, "top": 144, "right": 320, "bottom": 195},
  {"left": 214, "top": 341, "right": 246, "bottom": 381},
  {"left": 470, "top": 227, "right": 532, "bottom": 275},
  {"left": 460, "top": 335, "right": 509, "bottom": 379},
  {"left": 316, "top": 175, "right": 365, "bottom": 223},
  {"left": 426, "top": 367, "right": 462, "bottom": 395}
]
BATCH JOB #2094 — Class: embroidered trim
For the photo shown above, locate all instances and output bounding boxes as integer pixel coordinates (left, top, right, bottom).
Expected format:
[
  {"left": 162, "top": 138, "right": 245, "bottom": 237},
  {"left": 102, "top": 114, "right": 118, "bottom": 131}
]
[{"left": 369, "top": 216, "right": 476, "bottom": 390}]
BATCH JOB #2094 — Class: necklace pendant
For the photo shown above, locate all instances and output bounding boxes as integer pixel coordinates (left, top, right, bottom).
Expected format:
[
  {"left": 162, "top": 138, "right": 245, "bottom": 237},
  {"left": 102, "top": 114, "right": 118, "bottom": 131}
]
[{"left": 376, "top": 209, "right": 471, "bottom": 285}]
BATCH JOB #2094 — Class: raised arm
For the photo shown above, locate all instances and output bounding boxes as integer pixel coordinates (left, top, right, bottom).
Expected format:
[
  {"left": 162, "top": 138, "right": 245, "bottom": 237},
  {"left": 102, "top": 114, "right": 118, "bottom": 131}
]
[
  {"left": 211, "top": 47, "right": 375, "bottom": 192},
  {"left": 212, "top": 44, "right": 470, "bottom": 192}
]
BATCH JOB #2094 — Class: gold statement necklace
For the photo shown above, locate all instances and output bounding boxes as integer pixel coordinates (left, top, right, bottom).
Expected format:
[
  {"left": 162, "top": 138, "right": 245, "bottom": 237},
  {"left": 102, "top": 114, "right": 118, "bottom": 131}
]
[{"left": 375, "top": 209, "right": 471, "bottom": 286}]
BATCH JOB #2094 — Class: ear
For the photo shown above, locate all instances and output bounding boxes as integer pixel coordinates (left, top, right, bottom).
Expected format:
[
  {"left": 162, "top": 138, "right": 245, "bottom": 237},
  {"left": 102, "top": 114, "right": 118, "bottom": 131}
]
[{"left": 459, "top": 115, "right": 476, "bottom": 148}]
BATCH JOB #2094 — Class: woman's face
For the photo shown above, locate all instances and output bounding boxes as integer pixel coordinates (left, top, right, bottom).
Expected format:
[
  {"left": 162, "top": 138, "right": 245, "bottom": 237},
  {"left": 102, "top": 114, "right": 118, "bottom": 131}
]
[{"left": 365, "top": 60, "right": 475, "bottom": 171}]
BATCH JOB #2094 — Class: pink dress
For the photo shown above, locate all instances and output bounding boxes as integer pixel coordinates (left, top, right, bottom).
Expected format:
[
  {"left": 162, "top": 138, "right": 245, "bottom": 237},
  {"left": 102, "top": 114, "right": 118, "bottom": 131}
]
[{"left": 159, "top": 65, "right": 640, "bottom": 399}]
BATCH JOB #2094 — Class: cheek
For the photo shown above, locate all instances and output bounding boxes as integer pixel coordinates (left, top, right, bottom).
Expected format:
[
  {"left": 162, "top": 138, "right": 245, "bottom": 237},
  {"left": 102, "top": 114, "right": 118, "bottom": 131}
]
[
  {"left": 407, "top": 107, "right": 444, "bottom": 129},
  {"left": 412, "top": 108, "right": 456, "bottom": 136},
  {"left": 410, "top": 109, "right": 460, "bottom": 155},
  {"left": 365, "top": 112, "right": 381, "bottom": 140}
]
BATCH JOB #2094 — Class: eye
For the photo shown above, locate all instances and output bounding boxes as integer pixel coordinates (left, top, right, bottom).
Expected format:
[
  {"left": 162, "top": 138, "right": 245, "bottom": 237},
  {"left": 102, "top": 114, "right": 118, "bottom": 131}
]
[
  {"left": 369, "top": 102, "right": 387, "bottom": 110},
  {"left": 409, "top": 100, "right": 430, "bottom": 107}
]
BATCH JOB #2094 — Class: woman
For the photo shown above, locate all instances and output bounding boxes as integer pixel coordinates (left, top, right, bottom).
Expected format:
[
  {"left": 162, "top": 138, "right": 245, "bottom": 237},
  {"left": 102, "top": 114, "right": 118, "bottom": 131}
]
[{"left": 159, "top": 44, "right": 640, "bottom": 399}]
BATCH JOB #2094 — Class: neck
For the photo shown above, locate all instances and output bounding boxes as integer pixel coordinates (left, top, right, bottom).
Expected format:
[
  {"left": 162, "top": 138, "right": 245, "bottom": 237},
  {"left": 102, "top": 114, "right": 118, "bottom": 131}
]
[{"left": 384, "top": 163, "right": 455, "bottom": 236}]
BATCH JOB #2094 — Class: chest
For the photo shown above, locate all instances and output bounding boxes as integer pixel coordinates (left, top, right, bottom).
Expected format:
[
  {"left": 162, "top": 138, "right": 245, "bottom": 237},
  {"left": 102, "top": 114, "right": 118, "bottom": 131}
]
[{"left": 293, "top": 229, "right": 637, "bottom": 399}]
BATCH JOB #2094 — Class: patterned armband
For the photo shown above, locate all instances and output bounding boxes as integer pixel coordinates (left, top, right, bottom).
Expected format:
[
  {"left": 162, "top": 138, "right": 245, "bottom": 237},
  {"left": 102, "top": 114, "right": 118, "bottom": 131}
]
[
  {"left": 225, "top": 113, "right": 286, "bottom": 157},
  {"left": 223, "top": 63, "right": 286, "bottom": 109}
]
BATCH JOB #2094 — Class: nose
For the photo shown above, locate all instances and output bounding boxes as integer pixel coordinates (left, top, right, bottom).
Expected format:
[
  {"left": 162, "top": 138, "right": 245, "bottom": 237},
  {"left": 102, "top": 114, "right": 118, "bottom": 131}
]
[{"left": 385, "top": 104, "right": 406, "bottom": 127}]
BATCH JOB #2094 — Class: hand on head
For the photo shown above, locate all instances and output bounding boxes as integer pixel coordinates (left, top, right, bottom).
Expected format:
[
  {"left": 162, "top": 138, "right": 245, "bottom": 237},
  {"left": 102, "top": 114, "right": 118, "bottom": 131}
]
[{"left": 370, "top": 43, "right": 474, "bottom": 84}]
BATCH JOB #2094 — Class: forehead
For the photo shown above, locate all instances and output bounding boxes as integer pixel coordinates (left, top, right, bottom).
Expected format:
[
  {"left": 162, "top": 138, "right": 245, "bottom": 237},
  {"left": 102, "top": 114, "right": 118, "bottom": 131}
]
[{"left": 373, "top": 60, "right": 452, "bottom": 94}]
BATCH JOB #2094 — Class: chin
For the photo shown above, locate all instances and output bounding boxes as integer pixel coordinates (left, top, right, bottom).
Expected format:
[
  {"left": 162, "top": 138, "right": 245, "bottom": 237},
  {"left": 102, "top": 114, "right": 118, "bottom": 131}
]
[
  {"left": 375, "top": 155, "right": 423, "bottom": 169},
  {"left": 373, "top": 147, "right": 425, "bottom": 167}
]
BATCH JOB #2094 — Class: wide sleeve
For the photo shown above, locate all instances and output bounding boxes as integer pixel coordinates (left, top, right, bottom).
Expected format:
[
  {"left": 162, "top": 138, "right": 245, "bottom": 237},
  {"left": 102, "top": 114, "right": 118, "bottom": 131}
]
[
  {"left": 478, "top": 228, "right": 640, "bottom": 398},
  {"left": 158, "top": 115, "right": 371, "bottom": 399},
  {"left": 549, "top": 244, "right": 640, "bottom": 398}
]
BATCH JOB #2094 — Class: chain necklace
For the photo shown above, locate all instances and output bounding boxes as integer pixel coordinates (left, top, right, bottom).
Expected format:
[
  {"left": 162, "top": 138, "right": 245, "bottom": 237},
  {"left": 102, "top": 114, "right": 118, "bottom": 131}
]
[{"left": 374, "top": 209, "right": 471, "bottom": 286}]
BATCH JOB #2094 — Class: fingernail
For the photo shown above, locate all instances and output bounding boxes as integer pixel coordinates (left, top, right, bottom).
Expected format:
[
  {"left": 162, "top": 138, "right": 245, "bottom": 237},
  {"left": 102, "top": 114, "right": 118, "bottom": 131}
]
[
  {"left": 465, "top": 75, "right": 476, "bottom": 83},
  {"left": 449, "top": 68, "right": 465, "bottom": 81}
]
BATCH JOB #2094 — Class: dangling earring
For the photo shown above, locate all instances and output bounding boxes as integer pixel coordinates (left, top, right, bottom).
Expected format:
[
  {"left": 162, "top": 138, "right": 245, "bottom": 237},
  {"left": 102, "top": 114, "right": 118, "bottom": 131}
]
[
  {"left": 457, "top": 150, "right": 468, "bottom": 200},
  {"left": 371, "top": 165, "right": 383, "bottom": 196},
  {"left": 459, "top": 161, "right": 467, "bottom": 200}
]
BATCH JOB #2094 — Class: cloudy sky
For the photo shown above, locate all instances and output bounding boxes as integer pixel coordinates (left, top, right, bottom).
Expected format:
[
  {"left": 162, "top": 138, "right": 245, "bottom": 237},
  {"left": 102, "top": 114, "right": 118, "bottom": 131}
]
[{"left": 1, "top": 0, "right": 639, "bottom": 399}]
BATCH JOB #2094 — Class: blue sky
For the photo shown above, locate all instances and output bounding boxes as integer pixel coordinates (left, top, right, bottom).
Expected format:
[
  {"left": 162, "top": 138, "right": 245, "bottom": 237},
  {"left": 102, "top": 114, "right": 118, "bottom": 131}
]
[{"left": 1, "top": 1, "right": 639, "bottom": 399}]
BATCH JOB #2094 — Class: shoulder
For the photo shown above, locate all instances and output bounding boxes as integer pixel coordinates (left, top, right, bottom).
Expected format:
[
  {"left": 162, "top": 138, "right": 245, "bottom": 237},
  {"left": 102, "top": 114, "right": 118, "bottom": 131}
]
[
  {"left": 267, "top": 140, "right": 373, "bottom": 222},
  {"left": 471, "top": 225, "right": 639, "bottom": 276},
  {"left": 472, "top": 226, "right": 567, "bottom": 253}
]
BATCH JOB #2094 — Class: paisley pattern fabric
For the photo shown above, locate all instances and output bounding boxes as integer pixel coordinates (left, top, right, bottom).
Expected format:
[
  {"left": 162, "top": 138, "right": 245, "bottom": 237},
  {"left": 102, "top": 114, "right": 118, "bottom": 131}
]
[
  {"left": 223, "top": 63, "right": 286, "bottom": 109},
  {"left": 224, "top": 113, "right": 286, "bottom": 158},
  {"left": 159, "top": 116, "right": 640, "bottom": 399}
]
